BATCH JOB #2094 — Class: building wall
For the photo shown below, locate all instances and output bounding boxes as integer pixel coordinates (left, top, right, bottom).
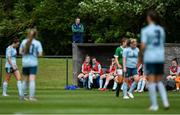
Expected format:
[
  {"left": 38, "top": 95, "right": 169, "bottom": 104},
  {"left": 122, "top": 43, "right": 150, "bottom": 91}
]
[{"left": 73, "top": 43, "right": 180, "bottom": 85}]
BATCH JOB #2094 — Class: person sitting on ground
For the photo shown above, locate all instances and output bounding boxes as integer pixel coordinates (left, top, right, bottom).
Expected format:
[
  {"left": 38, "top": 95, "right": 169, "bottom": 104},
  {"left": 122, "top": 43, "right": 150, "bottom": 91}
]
[
  {"left": 99, "top": 58, "right": 117, "bottom": 91},
  {"left": 78, "top": 55, "right": 91, "bottom": 88},
  {"left": 88, "top": 57, "right": 103, "bottom": 89}
]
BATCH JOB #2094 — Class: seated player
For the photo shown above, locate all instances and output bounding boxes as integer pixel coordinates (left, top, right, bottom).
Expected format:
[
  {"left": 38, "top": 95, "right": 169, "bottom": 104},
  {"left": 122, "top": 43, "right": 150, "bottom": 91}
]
[
  {"left": 99, "top": 58, "right": 117, "bottom": 91},
  {"left": 88, "top": 57, "right": 103, "bottom": 89},
  {"left": 166, "top": 58, "right": 180, "bottom": 91},
  {"left": 78, "top": 55, "right": 91, "bottom": 88},
  {"left": 135, "top": 63, "right": 147, "bottom": 93}
]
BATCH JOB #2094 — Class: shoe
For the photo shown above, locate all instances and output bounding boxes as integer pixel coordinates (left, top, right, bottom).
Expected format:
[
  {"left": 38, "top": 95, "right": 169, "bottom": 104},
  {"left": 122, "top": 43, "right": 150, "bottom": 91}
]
[
  {"left": 149, "top": 105, "right": 159, "bottom": 111},
  {"left": 123, "top": 96, "right": 130, "bottom": 99},
  {"left": 127, "top": 92, "right": 134, "bottom": 98},
  {"left": 134, "top": 90, "right": 138, "bottom": 92},
  {"left": 19, "top": 96, "right": 29, "bottom": 101},
  {"left": 138, "top": 90, "right": 144, "bottom": 93},
  {"left": 164, "top": 102, "right": 170, "bottom": 110},
  {"left": 2, "top": 93, "right": 9, "bottom": 97},
  {"left": 100, "top": 88, "right": 108, "bottom": 91},
  {"left": 29, "top": 97, "right": 37, "bottom": 102}
]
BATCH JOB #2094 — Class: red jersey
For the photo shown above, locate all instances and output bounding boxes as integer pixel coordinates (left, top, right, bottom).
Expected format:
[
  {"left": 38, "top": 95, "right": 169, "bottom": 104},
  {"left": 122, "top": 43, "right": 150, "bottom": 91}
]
[
  {"left": 169, "top": 66, "right": 179, "bottom": 75},
  {"left": 92, "top": 61, "right": 103, "bottom": 75},
  {"left": 82, "top": 62, "right": 91, "bottom": 73}
]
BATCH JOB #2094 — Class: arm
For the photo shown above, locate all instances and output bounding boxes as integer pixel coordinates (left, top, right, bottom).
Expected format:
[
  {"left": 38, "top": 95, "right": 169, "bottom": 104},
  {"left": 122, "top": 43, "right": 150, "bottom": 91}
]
[
  {"left": 139, "top": 29, "right": 147, "bottom": 61},
  {"left": 79, "top": 24, "right": 84, "bottom": 33},
  {"left": 19, "top": 42, "right": 24, "bottom": 55},
  {"left": 37, "top": 42, "right": 43, "bottom": 57},
  {"left": 7, "top": 48, "right": 17, "bottom": 70},
  {"left": 72, "top": 24, "right": 78, "bottom": 33},
  {"left": 123, "top": 57, "right": 127, "bottom": 73},
  {"left": 115, "top": 56, "right": 122, "bottom": 69}
]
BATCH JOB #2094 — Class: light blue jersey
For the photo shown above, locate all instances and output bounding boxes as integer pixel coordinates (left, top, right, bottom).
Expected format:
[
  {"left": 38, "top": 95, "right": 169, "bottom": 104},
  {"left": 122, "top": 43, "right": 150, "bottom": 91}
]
[
  {"left": 19, "top": 39, "right": 43, "bottom": 67},
  {"left": 5, "top": 46, "right": 17, "bottom": 68},
  {"left": 123, "top": 47, "right": 139, "bottom": 68},
  {"left": 141, "top": 23, "right": 165, "bottom": 63}
]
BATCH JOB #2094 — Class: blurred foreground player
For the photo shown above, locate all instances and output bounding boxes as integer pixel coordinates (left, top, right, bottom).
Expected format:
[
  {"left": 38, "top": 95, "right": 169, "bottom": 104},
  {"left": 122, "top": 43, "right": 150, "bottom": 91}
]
[
  {"left": 19, "top": 28, "right": 43, "bottom": 101},
  {"left": 141, "top": 10, "right": 170, "bottom": 111}
]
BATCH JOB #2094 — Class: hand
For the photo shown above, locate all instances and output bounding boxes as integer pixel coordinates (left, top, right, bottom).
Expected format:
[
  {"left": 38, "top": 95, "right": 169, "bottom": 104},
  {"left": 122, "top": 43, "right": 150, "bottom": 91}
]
[
  {"left": 123, "top": 67, "right": 127, "bottom": 73},
  {"left": 118, "top": 65, "right": 122, "bottom": 69}
]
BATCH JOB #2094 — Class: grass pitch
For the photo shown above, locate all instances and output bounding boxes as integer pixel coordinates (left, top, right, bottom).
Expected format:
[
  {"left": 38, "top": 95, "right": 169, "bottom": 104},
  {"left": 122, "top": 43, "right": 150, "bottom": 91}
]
[
  {"left": 0, "top": 89, "right": 180, "bottom": 114},
  {"left": 0, "top": 58, "right": 180, "bottom": 114}
]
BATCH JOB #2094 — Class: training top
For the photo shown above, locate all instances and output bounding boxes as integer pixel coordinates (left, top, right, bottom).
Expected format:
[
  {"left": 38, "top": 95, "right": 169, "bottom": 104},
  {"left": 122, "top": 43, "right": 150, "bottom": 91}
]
[
  {"left": 123, "top": 47, "right": 139, "bottom": 68},
  {"left": 5, "top": 46, "right": 17, "bottom": 68},
  {"left": 19, "top": 38, "right": 43, "bottom": 67},
  {"left": 141, "top": 23, "right": 165, "bottom": 63},
  {"left": 114, "top": 46, "right": 124, "bottom": 68}
]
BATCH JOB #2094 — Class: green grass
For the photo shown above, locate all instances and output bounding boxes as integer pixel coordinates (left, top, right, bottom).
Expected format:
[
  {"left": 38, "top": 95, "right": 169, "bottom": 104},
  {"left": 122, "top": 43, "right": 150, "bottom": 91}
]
[
  {"left": 0, "top": 58, "right": 180, "bottom": 114},
  {"left": 0, "top": 89, "right": 180, "bottom": 114},
  {"left": 1, "top": 58, "right": 73, "bottom": 89}
]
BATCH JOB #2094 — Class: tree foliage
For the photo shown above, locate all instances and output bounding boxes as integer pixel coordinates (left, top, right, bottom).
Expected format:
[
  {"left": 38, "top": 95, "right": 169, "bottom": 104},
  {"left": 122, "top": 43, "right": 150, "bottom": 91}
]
[{"left": 0, "top": 0, "right": 179, "bottom": 55}]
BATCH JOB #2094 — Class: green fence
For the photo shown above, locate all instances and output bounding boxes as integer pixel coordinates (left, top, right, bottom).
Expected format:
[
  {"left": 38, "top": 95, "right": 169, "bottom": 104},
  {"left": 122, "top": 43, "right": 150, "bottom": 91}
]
[{"left": 0, "top": 56, "right": 72, "bottom": 89}]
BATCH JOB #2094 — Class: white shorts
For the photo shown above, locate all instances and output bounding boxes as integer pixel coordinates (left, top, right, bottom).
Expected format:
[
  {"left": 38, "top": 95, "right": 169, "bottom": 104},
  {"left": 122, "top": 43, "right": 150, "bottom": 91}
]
[{"left": 117, "top": 69, "right": 123, "bottom": 76}]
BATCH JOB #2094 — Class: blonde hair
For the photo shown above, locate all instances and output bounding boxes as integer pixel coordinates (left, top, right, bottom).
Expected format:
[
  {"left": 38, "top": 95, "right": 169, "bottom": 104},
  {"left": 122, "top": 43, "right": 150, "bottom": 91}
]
[
  {"left": 24, "top": 28, "right": 38, "bottom": 54},
  {"left": 130, "top": 38, "right": 137, "bottom": 44}
]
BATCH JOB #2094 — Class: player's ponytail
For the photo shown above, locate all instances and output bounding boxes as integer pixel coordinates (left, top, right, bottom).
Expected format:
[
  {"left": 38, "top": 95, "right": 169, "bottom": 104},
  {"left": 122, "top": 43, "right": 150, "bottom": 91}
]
[{"left": 24, "top": 28, "right": 37, "bottom": 54}]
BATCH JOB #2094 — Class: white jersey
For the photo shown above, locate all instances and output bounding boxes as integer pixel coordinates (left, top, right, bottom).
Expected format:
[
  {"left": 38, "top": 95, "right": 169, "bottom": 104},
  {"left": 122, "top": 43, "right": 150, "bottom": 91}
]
[
  {"left": 5, "top": 46, "right": 17, "bottom": 68},
  {"left": 19, "top": 38, "right": 43, "bottom": 67},
  {"left": 141, "top": 23, "right": 165, "bottom": 63}
]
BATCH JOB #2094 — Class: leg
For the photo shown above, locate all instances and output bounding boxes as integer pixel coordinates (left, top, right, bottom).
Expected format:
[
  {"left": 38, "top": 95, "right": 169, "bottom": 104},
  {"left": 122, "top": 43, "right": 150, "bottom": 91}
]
[
  {"left": 148, "top": 75, "right": 158, "bottom": 110},
  {"left": 2, "top": 73, "right": 11, "bottom": 96},
  {"left": 136, "top": 78, "right": 142, "bottom": 92},
  {"left": 103, "top": 75, "right": 113, "bottom": 89},
  {"left": 115, "top": 75, "right": 123, "bottom": 97},
  {"left": 139, "top": 77, "right": 146, "bottom": 92},
  {"left": 122, "top": 78, "right": 129, "bottom": 99},
  {"left": 29, "top": 75, "right": 36, "bottom": 99},
  {"left": 175, "top": 77, "right": 180, "bottom": 90},
  {"left": 156, "top": 76, "right": 170, "bottom": 108},
  {"left": 78, "top": 73, "right": 85, "bottom": 87},
  {"left": 99, "top": 74, "right": 106, "bottom": 89},
  {"left": 13, "top": 70, "right": 24, "bottom": 97}
]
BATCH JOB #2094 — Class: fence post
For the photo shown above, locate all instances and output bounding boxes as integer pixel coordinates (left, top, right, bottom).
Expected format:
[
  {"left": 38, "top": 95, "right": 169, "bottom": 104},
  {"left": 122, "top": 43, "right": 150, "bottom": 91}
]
[
  {"left": 0, "top": 56, "right": 2, "bottom": 87},
  {"left": 66, "top": 57, "right": 69, "bottom": 87}
]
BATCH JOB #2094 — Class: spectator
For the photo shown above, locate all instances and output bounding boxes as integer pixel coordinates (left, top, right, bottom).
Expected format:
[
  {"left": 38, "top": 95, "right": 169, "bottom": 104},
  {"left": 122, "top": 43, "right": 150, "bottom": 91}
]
[{"left": 72, "top": 17, "right": 84, "bottom": 43}]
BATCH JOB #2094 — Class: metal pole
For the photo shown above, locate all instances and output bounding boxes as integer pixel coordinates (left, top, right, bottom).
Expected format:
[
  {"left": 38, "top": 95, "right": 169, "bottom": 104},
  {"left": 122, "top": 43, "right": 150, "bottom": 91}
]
[
  {"left": 66, "top": 57, "right": 69, "bottom": 87},
  {"left": 0, "top": 56, "right": 2, "bottom": 87}
]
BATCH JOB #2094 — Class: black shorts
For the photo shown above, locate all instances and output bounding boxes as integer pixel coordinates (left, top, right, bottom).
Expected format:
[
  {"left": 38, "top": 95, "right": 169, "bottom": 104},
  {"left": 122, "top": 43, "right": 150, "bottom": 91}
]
[
  {"left": 144, "top": 63, "right": 164, "bottom": 76},
  {"left": 5, "top": 67, "right": 14, "bottom": 74},
  {"left": 22, "top": 66, "right": 38, "bottom": 75}
]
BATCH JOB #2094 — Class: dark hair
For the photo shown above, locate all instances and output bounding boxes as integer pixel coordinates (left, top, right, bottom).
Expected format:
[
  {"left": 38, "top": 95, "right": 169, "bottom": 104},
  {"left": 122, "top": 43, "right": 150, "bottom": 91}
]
[
  {"left": 172, "top": 58, "right": 178, "bottom": 64},
  {"left": 120, "top": 37, "right": 128, "bottom": 44},
  {"left": 12, "top": 37, "right": 19, "bottom": 43},
  {"left": 147, "top": 10, "right": 159, "bottom": 23}
]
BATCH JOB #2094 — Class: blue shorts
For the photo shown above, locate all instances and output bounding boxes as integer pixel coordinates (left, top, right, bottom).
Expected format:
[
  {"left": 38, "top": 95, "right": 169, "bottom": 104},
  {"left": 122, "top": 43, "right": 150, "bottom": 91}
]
[
  {"left": 5, "top": 67, "right": 15, "bottom": 74},
  {"left": 22, "top": 66, "right": 38, "bottom": 75},
  {"left": 144, "top": 63, "right": 164, "bottom": 75},
  {"left": 124, "top": 68, "right": 138, "bottom": 78}
]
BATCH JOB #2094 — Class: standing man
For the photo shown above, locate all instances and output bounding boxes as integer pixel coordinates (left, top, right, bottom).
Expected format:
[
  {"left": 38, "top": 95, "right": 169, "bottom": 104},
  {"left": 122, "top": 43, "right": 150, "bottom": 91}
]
[
  {"left": 72, "top": 17, "right": 84, "bottom": 43},
  {"left": 141, "top": 10, "right": 170, "bottom": 111}
]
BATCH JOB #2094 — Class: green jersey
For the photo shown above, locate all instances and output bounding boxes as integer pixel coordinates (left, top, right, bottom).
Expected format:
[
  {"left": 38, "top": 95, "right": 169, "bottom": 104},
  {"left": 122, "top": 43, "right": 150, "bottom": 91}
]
[{"left": 114, "top": 46, "right": 124, "bottom": 68}]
